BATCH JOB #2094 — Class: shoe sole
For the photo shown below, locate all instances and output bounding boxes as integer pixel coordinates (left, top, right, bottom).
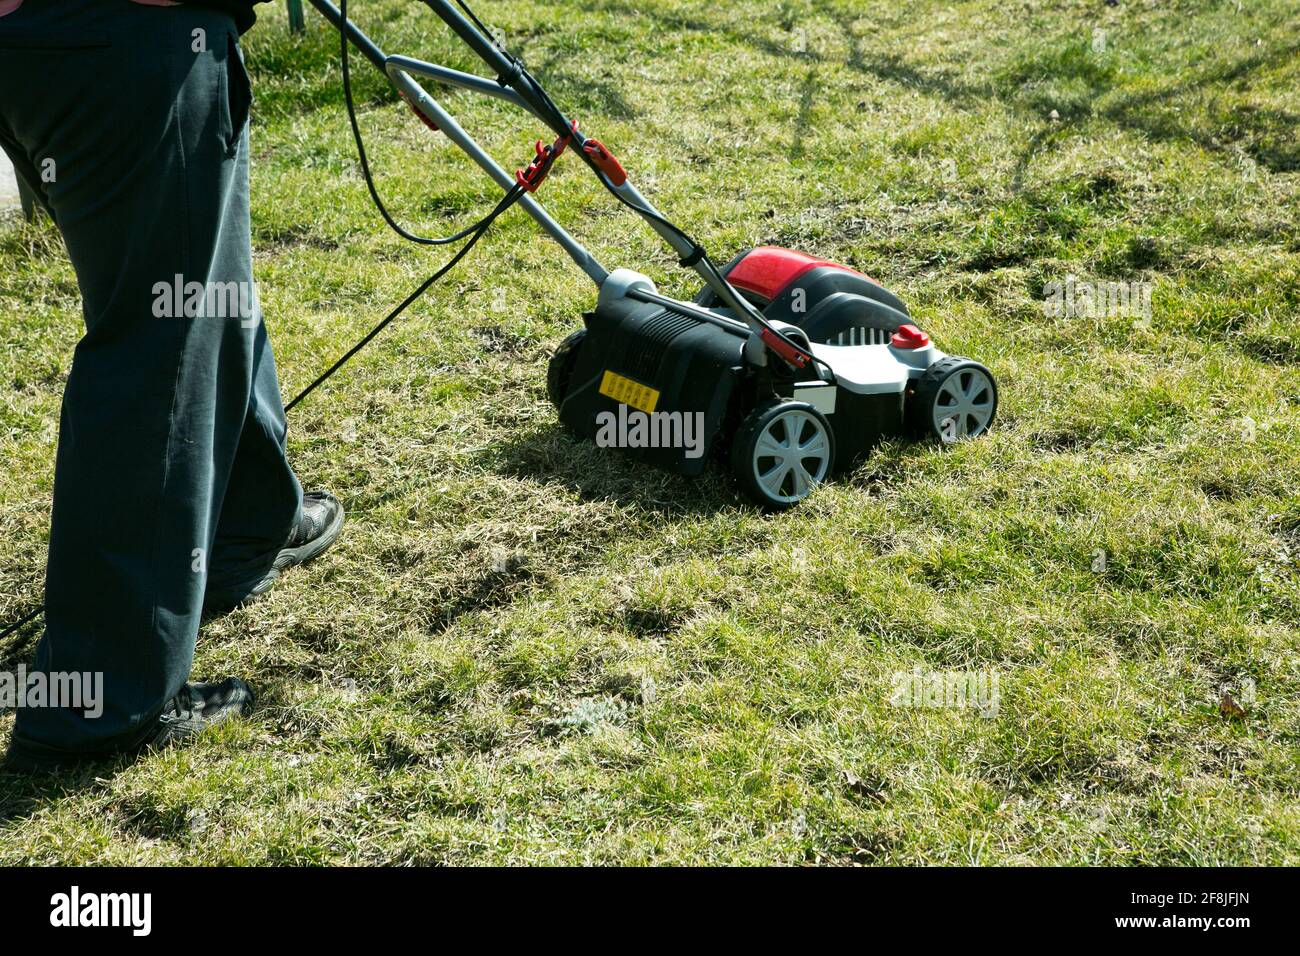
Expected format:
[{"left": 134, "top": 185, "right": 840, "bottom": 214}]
[{"left": 203, "top": 499, "right": 345, "bottom": 616}]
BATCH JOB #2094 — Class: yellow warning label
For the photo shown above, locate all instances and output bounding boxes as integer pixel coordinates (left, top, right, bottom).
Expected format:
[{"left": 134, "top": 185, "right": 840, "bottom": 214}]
[{"left": 599, "top": 370, "right": 660, "bottom": 413}]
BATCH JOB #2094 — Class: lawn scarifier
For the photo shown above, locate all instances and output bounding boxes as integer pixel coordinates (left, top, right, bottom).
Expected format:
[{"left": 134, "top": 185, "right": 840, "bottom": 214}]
[{"left": 314, "top": 0, "right": 999, "bottom": 510}]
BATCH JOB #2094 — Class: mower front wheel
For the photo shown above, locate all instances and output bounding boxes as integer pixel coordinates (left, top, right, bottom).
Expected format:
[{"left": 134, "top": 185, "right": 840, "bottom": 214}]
[
  {"left": 732, "top": 399, "right": 835, "bottom": 510},
  {"left": 547, "top": 328, "right": 587, "bottom": 410}
]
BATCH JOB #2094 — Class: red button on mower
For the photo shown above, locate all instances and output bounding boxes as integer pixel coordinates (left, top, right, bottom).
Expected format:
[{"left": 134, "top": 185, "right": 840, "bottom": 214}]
[{"left": 890, "top": 324, "right": 931, "bottom": 349}]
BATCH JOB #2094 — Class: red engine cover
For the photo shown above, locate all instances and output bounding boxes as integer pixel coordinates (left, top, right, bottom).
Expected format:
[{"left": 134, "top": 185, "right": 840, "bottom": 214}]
[{"left": 726, "top": 246, "right": 872, "bottom": 302}]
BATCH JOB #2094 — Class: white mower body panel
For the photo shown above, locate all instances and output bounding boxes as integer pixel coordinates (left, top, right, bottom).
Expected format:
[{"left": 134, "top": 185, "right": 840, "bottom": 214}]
[{"left": 810, "top": 341, "right": 947, "bottom": 397}]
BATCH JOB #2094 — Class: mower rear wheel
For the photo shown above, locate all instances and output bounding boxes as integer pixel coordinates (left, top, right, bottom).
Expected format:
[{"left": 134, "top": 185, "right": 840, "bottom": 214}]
[
  {"left": 732, "top": 399, "right": 835, "bottom": 510},
  {"left": 907, "top": 357, "right": 997, "bottom": 444},
  {"left": 547, "top": 328, "right": 587, "bottom": 410}
]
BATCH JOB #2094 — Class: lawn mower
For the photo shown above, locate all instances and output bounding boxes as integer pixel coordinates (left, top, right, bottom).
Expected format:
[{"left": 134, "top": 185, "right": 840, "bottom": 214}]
[{"left": 311, "top": 0, "right": 998, "bottom": 509}]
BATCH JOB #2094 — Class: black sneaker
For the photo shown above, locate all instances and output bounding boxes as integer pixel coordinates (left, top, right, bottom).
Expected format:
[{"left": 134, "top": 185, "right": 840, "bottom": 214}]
[
  {"left": 148, "top": 677, "right": 256, "bottom": 749},
  {"left": 204, "top": 491, "right": 345, "bottom": 616},
  {"left": 1, "top": 677, "right": 256, "bottom": 773}
]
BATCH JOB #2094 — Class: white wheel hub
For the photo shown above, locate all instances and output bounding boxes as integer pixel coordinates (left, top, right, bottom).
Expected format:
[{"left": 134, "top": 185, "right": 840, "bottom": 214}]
[
  {"left": 933, "top": 367, "right": 995, "bottom": 442},
  {"left": 752, "top": 407, "right": 832, "bottom": 503}
]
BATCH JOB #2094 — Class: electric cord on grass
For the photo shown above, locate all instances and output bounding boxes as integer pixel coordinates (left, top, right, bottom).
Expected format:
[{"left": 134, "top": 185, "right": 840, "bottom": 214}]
[
  {"left": 0, "top": 605, "right": 42, "bottom": 642},
  {"left": 285, "top": 181, "right": 524, "bottom": 413}
]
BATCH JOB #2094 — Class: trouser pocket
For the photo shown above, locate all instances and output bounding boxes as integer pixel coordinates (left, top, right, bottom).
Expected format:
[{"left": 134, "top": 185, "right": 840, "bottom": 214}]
[{"left": 219, "top": 31, "right": 251, "bottom": 156}]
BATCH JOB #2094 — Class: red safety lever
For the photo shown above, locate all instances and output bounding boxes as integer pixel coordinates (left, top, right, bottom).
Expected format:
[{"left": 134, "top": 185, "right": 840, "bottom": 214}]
[
  {"left": 582, "top": 139, "right": 627, "bottom": 187},
  {"left": 759, "top": 328, "right": 812, "bottom": 369},
  {"left": 516, "top": 122, "right": 578, "bottom": 192}
]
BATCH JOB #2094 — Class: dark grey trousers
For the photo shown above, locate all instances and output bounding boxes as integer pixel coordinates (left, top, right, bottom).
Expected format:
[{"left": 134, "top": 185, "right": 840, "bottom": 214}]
[{"left": 0, "top": 0, "right": 301, "bottom": 754}]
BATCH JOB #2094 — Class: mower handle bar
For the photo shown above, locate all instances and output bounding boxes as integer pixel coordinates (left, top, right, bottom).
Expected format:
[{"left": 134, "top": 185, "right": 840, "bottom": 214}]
[{"left": 307, "top": 0, "right": 777, "bottom": 357}]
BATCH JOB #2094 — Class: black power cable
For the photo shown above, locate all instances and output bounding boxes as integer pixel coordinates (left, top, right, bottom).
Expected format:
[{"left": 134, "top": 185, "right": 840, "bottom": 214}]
[
  {"left": 285, "top": 182, "right": 521, "bottom": 413},
  {"left": 341, "top": 0, "right": 505, "bottom": 246},
  {"left": 455, "top": 0, "right": 502, "bottom": 49},
  {"left": 0, "top": 605, "right": 41, "bottom": 643}
]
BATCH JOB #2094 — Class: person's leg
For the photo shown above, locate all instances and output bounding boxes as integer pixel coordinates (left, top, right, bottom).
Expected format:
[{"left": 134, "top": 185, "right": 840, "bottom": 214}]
[
  {"left": 202, "top": 323, "right": 348, "bottom": 615},
  {"left": 204, "top": 327, "right": 304, "bottom": 600},
  {"left": 1, "top": 0, "right": 300, "bottom": 755}
]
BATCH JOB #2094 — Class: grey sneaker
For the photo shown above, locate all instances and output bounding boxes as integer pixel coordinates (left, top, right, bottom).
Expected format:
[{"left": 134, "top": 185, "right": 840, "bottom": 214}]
[
  {"left": 204, "top": 491, "right": 345, "bottom": 616},
  {"left": 149, "top": 677, "right": 256, "bottom": 749}
]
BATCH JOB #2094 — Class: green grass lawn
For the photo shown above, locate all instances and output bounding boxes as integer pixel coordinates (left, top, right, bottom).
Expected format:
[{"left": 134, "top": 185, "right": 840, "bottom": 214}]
[{"left": 1, "top": 0, "right": 1297, "bottom": 864}]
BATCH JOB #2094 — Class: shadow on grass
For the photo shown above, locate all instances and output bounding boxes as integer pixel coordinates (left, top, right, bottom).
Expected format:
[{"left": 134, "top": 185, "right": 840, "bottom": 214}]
[
  {"left": 0, "top": 758, "right": 127, "bottom": 831},
  {"left": 1100, "top": 41, "right": 1300, "bottom": 173},
  {"left": 1011, "top": 39, "right": 1300, "bottom": 182},
  {"left": 0, "top": 619, "right": 120, "bottom": 829},
  {"left": 588, "top": 0, "right": 1300, "bottom": 177},
  {"left": 425, "top": 561, "right": 540, "bottom": 636},
  {"left": 490, "top": 419, "right": 938, "bottom": 520},
  {"left": 588, "top": 0, "right": 992, "bottom": 106},
  {"left": 526, "top": 49, "right": 642, "bottom": 122},
  {"left": 488, "top": 424, "right": 740, "bottom": 518},
  {"left": 788, "top": 68, "right": 820, "bottom": 161}
]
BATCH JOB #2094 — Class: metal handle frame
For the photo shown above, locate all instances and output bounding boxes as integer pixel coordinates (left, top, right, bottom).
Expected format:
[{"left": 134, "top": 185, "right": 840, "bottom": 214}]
[{"left": 307, "top": 0, "right": 774, "bottom": 352}]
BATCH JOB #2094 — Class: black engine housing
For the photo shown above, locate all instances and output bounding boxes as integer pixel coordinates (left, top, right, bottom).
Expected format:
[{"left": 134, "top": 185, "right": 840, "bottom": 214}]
[{"left": 555, "top": 298, "right": 747, "bottom": 476}]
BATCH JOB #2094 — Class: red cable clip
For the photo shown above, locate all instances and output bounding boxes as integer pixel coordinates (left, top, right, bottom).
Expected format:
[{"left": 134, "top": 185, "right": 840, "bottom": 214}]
[
  {"left": 760, "top": 328, "right": 811, "bottom": 369},
  {"left": 516, "top": 122, "right": 577, "bottom": 192},
  {"left": 582, "top": 138, "right": 627, "bottom": 187}
]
